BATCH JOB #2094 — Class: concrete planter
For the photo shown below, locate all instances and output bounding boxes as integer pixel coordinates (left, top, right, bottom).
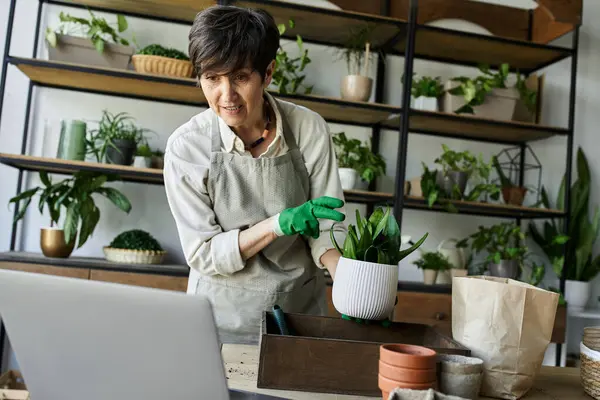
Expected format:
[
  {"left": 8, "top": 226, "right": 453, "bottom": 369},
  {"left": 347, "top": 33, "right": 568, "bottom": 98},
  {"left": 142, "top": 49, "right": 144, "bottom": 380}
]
[
  {"left": 488, "top": 259, "right": 520, "bottom": 279},
  {"left": 48, "top": 34, "right": 135, "bottom": 70}
]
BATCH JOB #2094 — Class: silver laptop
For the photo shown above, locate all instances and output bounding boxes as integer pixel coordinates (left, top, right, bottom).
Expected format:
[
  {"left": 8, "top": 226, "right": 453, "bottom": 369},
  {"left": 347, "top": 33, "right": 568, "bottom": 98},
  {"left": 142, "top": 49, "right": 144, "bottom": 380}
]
[{"left": 0, "top": 269, "right": 286, "bottom": 400}]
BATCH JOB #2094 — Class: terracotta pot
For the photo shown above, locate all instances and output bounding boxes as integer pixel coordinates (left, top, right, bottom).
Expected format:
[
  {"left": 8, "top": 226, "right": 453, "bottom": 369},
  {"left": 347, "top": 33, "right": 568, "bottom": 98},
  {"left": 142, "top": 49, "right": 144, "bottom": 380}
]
[
  {"left": 380, "top": 344, "right": 437, "bottom": 370},
  {"left": 502, "top": 186, "right": 527, "bottom": 206},
  {"left": 40, "top": 227, "right": 75, "bottom": 258},
  {"left": 378, "top": 374, "right": 437, "bottom": 393},
  {"left": 379, "top": 360, "right": 436, "bottom": 383}
]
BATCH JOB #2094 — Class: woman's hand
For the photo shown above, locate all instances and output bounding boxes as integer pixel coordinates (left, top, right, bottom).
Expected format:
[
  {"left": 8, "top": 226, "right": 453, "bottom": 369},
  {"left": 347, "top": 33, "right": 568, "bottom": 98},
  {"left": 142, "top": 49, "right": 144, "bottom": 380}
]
[{"left": 319, "top": 248, "right": 341, "bottom": 279}]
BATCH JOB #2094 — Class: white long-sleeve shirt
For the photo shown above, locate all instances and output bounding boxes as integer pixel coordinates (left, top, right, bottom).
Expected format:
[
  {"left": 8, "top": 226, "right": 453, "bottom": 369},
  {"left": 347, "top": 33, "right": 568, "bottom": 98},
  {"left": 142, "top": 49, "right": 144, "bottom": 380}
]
[{"left": 163, "top": 92, "right": 348, "bottom": 277}]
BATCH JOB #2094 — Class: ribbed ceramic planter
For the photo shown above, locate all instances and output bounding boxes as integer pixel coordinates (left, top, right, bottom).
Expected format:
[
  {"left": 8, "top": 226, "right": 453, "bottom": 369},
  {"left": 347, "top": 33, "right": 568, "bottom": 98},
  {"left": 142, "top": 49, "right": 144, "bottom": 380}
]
[{"left": 332, "top": 257, "right": 398, "bottom": 320}]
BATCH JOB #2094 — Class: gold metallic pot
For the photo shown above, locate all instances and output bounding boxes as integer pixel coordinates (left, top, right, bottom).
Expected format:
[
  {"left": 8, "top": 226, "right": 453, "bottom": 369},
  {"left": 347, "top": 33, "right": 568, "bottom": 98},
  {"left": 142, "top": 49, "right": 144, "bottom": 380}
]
[{"left": 40, "top": 227, "right": 75, "bottom": 258}]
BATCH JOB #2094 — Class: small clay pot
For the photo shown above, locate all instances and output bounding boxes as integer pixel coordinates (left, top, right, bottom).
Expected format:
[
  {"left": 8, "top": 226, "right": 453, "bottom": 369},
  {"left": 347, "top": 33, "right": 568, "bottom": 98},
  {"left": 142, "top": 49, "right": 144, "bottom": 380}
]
[
  {"left": 379, "top": 360, "right": 436, "bottom": 383},
  {"left": 378, "top": 374, "right": 437, "bottom": 393},
  {"left": 380, "top": 344, "right": 437, "bottom": 370},
  {"left": 502, "top": 186, "right": 527, "bottom": 206}
]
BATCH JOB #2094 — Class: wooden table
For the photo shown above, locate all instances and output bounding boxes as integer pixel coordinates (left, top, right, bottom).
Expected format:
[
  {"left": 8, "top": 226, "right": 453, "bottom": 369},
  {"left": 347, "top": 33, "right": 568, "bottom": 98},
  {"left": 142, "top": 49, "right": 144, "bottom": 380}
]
[{"left": 222, "top": 344, "right": 590, "bottom": 400}]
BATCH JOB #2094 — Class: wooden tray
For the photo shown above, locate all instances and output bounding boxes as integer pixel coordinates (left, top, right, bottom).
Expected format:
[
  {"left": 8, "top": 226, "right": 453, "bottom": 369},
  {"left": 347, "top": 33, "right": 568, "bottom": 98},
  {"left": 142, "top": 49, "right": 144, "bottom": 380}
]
[{"left": 257, "top": 312, "right": 470, "bottom": 396}]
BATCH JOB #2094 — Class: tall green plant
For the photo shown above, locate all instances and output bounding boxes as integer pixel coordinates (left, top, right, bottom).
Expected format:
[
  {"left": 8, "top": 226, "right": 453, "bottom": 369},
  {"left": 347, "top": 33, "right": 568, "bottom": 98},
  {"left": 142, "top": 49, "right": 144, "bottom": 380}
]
[
  {"left": 330, "top": 208, "right": 428, "bottom": 265},
  {"left": 528, "top": 147, "right": 598, "bottom": 282},
  {"left": 272, "top": 19, "right": 312, "bottom": 94},
  {"left": 8, "top": 171, "right": 132, "bottom": 248}
]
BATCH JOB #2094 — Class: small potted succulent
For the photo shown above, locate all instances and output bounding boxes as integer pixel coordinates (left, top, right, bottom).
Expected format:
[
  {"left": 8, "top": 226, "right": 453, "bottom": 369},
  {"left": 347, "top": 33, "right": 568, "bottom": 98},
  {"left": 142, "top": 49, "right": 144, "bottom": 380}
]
[
  {"left": 45, "top": 10, "right": 135, "bottom": 69},
  {"left": 332, "top": 132, "right": 386, "bottom": 190},
  {"left": 330, "top": 207, "right": 428, "bottom": 320},
  {"left": 104, "top": 229, "right": 166, "bottom": 264},
  {"left": 409, "top": 74, "right": 445, "bottom": 112},
  {"left": 132, "top": 44, "right": 193, "bottom": 78},
  {"left": 412, "top": 250, "right": 453, "bottom": 285}
]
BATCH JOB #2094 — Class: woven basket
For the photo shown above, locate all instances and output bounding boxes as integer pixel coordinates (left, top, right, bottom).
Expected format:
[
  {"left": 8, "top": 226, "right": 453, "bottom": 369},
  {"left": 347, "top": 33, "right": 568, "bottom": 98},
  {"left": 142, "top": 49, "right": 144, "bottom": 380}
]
[
  {"left": 103, "top": 246, "right": 166, "bottom": 264},
  {"left": 581, "top": 342, "right": 600, "bottom": 399},
  {"left": 131, "top": 54, "right": 193, "bottom": 78}
]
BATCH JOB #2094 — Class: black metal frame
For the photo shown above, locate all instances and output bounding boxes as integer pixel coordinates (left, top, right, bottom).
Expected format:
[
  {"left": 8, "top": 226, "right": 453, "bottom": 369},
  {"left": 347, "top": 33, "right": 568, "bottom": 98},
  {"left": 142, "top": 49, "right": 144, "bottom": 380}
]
[{"left": 0, "top": 0, "right": 582, "bottom": 371}]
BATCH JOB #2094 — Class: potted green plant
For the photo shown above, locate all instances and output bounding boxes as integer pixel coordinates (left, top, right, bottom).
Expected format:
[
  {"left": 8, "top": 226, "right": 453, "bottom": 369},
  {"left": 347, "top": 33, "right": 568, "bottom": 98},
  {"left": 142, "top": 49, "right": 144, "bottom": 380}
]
[
  {"left": 8, "top": 171, "right": 132, "bottom": 258},
  {"left": 151, "top": 149, "right": 165, "bottom": 169},
  {"left": 86, "top": 110, "right": 149, "bottom": 166},
  {"left": 45, "top": 10, "right": 135, "bottom": 69},
  {"left": 330, "top": 208, "right": 428, "bottom": 320},
  {"left": 332, "top": 132, "right": 386, "bottom": 190},
  {"left": 492, "top": 155, "right": 528, "bottom": 206},
  {"left": 443, "top": 63, "right": 538, "bottom": 122},
  {"left": 132, "top": 44, "right": 193, "bottom": 78},
  {"left": 103, "top": 229, "right": 166, "bottom": 264},
  {"left": 529, "top": 147, "right": 596, "bottom": 311},
  {"left": 271, "top": 19, "right": 313, "bottom": 94},
  {"left": 409, "top": 74, "right": 445, "bottom": 111},
  {"left": 457, "top": 222, "right": 529, "bottom": 279},
  {"left": 413, "top": 250, "right": 453, "bottom": 285},
  {"left": 133, "top": 142, "right": 153, "bottom": 168},
  {"left": 337, "top": 25, "right": 375, "bottom": 102},
  {"left": 433, "top": 144, "right": 479, "bottom": 197}
]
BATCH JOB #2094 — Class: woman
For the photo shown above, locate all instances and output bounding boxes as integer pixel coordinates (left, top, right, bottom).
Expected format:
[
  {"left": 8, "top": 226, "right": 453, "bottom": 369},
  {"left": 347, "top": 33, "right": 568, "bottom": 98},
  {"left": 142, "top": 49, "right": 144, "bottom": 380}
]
[{"left": 163, "top": 5, "right": 348, "bottom": 345}]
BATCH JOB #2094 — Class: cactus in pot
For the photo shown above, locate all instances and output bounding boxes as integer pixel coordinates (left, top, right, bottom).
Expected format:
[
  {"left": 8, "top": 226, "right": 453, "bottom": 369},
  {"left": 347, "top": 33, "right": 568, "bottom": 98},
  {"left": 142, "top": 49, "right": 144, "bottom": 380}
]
[{"left": 330, "top": 207, "right": 428, "bottom": 320}]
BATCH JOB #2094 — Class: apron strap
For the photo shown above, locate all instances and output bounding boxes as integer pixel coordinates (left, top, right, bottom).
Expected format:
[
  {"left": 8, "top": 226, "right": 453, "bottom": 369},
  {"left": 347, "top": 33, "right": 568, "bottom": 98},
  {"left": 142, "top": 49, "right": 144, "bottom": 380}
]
[{"left": 210, "top": 110, "right": 222, "bottom": 153}]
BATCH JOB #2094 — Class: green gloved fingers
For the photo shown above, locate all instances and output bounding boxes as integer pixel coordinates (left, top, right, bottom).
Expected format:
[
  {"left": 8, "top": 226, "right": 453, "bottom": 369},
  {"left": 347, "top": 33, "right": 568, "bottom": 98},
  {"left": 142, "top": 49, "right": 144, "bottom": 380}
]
[{"left": 277, "top": 196, "right": 346, "bottom": 238}]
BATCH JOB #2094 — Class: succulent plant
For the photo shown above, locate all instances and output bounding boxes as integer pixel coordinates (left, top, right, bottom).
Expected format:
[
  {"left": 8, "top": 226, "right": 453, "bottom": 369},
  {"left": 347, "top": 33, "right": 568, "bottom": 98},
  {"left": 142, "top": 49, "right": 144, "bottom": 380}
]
[{"left": 109, "top": 229, "right": 163, "bottom": 251}]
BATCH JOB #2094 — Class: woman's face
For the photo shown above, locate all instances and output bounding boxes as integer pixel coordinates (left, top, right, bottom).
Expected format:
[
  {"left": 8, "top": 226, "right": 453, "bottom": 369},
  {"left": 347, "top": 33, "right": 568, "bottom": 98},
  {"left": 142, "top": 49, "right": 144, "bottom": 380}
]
[{"left": 200, "top": 61, "right": 275, "bottom": 130}]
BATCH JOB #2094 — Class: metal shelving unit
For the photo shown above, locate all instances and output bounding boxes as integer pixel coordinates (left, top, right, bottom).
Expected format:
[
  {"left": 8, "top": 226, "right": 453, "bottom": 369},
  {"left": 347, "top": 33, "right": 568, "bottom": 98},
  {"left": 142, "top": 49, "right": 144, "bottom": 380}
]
[{"left": 0, "top": 0, "right": 581, "bottom": 369}]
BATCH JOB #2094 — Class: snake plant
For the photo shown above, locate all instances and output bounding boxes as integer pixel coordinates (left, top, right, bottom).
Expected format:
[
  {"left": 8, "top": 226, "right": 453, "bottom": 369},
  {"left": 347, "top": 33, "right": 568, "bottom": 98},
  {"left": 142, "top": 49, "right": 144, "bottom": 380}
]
[{"left": 331, "top": 207, "right": 428, "bottom": 265}]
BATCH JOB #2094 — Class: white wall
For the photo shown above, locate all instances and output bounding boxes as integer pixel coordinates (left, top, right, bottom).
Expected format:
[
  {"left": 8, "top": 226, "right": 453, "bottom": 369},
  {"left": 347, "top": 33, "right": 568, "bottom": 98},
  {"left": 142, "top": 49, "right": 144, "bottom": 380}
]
[{"left": 0, "top": 0, "right": 597, "bottom": 369}]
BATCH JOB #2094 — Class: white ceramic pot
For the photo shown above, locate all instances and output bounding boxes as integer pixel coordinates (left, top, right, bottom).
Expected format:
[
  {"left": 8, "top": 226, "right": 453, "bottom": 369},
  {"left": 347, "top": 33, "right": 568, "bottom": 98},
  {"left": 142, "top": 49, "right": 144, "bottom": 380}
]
[
  {"left": 565, "top": 280, "right": 591, "bottom": 311},
  {"left": 332, "top": 257, "right": 398, "bottom": 320},
  {"left": 133, "top": 156, "right": 151, "bottom": 168},
  {"left": 411, "top": 96, "right": 439, "bottom": 112},
  {"left": 435, "top": 269, "right": 452, "bottom": 285},
  {"left": 340, "top": 75, "right": 373, "bottom": 102},
  {"left": 338, "top": 168, "right": 359, "bottom": 190},
  {"left": 423, "top": 269, "right": 438, "bottom": 285}
]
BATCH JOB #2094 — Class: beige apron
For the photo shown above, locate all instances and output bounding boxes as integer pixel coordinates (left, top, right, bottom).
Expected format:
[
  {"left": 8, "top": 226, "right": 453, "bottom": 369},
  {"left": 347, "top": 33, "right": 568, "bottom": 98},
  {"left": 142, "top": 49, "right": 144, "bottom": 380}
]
[{"left": 188, "top": 101, "right": 326, "bottom": 344}]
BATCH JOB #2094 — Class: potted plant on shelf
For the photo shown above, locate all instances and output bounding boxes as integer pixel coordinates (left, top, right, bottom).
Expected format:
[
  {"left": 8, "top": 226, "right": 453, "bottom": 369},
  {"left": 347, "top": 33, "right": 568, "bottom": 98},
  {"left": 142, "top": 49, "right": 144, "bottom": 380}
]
[
  {"left": 493, "top": 155, "right": 528, "bottom": 206},
  {"left": 103, "top": 229, "right": 166, "bottom": 264},
  {"left": 442, "top": 63, "right": 539, "bottom": 122},
  {"left": 330, "top": 208, "right": 428, "bottom": 320},
  {"left": 271, "top": 19, "right": 313, "bottom": 94},
  {"left": 45, "top": 10, "right": 135, "bottom": 69},
  {"left": 433, "top": 144, "right": 479, "bottom": 197},
  {"left": 413, "top": 250, "right": 453, "bottom": 285},
  {"left": 133, "top": 142, "right": 153, "bottom": 168},
  {"left": 151, "top": 149, "right": 165, "bottom": 169},
  {"left": 132, "top": 44, "right": 193, "bottom": 78},
  {"left": 529, "top": 147, "right": 596, "bottom": 311},
  {"left": 8, "top": 171, "right": 132, "bottom": 258},
  {"left": 337, "top": 25, "right": 375, "bottom": 102},
  {"left": 332, "top": 132, "right": 386, "bottom": 190},
  {"left": 409, "top": 74, "right": 445, "bottom": 111},
  {"left": 86, "top": 110, "right": 150, "bottom": 166}
]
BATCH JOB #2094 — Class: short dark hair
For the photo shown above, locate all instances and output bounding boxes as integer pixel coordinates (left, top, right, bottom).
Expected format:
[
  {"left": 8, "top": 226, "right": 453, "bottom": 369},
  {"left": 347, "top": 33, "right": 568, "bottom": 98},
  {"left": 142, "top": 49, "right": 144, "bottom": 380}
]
[{"left": 188, "top": 6, "right": 280, "bottom": 80}]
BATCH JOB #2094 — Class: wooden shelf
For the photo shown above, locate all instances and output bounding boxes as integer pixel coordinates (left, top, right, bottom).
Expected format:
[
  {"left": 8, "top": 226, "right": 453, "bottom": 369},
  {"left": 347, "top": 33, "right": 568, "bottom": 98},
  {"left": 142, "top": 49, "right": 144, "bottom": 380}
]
[
  {"left": 403, "top": 196, "right": 565, "bottom": 219},
  {"left": 0, "top": 154, "right": 565, "bottom": 219},
  {"left": 382, "top": 109, "right": 570, "bottom": 144},
  {"left": 52, "top": 0, "right": 402, "bottom": 49},
  {"left": 9, "top": 57, "right": 400, "bottom": 127},
  {"left": 394, "top": 24, "right": 573, "bottom": 72}
]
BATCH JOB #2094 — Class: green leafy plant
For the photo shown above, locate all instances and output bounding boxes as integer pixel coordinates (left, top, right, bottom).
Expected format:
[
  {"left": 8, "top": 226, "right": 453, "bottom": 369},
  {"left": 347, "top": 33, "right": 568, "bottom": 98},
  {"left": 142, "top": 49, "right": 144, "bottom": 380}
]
[
  {"left": 136, "top": 44, "right": 189, "bottom": 60},
  {"left": 108, "top": 229, "right": 163, "bottom": 251},
  {"left": 413, "top": 251, "right": 453, "bottom": 271},
  {"left": 45, "top": 10, "right": 132, "bottom": 54},
  {"left": 8, "top": 171, "right": 132, "bottom": 248},
  {"left": 410, "top": 75, "right": 445, "bottom": 98},
  {"left": 330, "top": 208, "right": 428, "bottom": 265},
  {"left": 335, "top": 24, "right": 376, "bottom": 76},
  {"left": 332, "top": 132, "right": 386, "bottom": 184},
  {"left": 448, "top": 63, "right": 510, "bottom": 114},
  {"left": 434, "top": 144, "right": 479, "bottom": 175},
  {"left": 529, "top": 147, "right": 597, "bottom": 282},
  {"left": 515, "top": 72, "right": 538, "bottom": 114},
  {"left": 458, "top": 222, "right": 527, "bottom": 266},
  {"left": 86, "top": 110, "right": 151, "bottom": 162},
  {"left": 135, "top": 143, "right": 153, "bottom": 157},
  {"left": 272, "top": 19, "right": 312, "bottom": 94}
]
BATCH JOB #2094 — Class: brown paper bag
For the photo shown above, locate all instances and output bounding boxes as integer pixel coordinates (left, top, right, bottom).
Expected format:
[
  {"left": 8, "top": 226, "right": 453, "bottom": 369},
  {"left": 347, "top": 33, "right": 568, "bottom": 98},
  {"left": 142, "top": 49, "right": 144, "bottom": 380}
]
[{"left": 451, "top": 276, "right": 558, "bottom": 400}]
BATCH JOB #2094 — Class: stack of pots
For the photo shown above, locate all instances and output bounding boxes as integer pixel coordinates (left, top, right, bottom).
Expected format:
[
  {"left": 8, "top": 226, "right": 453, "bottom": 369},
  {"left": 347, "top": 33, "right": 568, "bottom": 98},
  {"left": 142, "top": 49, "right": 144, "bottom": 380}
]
[
  {"left": 379, "top": 344, "right": 437, "bottom": 399},
  {"left": 437, "top": 354, "right": 484, "bottom": 399}
]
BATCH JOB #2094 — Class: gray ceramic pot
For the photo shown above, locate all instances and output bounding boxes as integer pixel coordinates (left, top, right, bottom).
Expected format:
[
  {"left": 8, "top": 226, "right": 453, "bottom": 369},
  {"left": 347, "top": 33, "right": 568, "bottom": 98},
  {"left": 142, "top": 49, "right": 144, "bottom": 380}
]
[
  {"left": 436, "top": 170, "right": 468, "bottom": 197},
  {"left": 489, "top": 259, "right": 520, "bottom": 279},
  {"left": 106, "top": 139, "right": 136, "bottom": 165}
]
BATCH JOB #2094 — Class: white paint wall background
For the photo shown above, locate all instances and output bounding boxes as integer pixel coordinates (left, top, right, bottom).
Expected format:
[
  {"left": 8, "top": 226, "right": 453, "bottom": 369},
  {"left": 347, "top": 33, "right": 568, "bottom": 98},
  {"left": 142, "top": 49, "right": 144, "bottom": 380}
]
[{"left": 0, "top": 0, "right": 597, "bottom": 370}]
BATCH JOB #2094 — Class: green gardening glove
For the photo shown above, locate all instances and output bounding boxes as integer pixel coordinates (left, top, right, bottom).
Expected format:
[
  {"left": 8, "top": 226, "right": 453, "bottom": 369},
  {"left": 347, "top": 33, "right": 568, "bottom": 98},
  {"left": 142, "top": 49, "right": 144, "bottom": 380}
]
[{"left": 275, "top": 196, "right": 345, "bottom": 239}]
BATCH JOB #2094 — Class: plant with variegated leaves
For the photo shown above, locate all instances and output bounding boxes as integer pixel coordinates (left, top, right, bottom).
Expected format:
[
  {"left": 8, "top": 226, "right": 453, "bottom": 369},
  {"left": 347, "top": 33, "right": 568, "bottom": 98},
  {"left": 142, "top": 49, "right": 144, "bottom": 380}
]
[{"left": 330, "top": 207, "right": 428, "bottom": 265}]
